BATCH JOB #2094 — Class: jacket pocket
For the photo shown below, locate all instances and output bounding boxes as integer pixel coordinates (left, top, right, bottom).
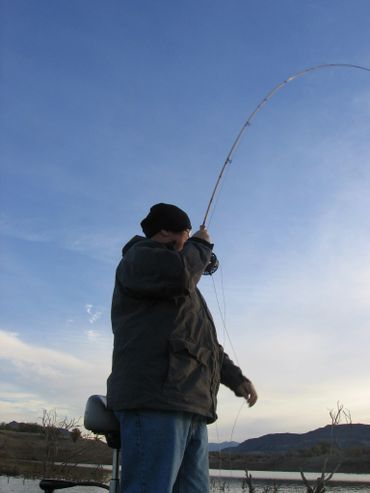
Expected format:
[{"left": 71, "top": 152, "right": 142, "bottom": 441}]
[{"left": 164, "top": 338, "right": 211, "bottom": 394}]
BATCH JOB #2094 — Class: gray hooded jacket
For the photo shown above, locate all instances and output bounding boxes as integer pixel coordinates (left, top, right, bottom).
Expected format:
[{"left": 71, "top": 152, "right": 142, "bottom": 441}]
[{"left": 106, "top": 235, "right": 249, "bottom": 423}]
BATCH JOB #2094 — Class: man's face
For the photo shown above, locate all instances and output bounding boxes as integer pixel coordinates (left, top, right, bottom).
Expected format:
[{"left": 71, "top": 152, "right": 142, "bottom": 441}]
[{"left": 169, "top": 229, "right": 191, "bottom": 251}]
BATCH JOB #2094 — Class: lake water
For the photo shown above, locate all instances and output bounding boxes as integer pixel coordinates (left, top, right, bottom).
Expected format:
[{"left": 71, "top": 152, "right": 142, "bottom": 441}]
[
  {"left": 210, "top": 470, "right": 370, "bottom": 492},
  {"left": 2, "top": 472, "right": 370, "bottom": 492}
]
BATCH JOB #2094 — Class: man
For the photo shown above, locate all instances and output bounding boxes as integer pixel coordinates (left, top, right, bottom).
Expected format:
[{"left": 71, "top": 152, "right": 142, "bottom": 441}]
[{"left": 107, "top": 203, "right": 257, "bottom": 493}]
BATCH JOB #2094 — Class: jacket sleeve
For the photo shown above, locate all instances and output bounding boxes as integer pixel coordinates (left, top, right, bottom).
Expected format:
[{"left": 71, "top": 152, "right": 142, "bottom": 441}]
[
  {"left": 116, "top": 239, "right": 212, "bottom": 299},
  {"left": 220, "top": 350, "right": 250, "bottom": 395}
]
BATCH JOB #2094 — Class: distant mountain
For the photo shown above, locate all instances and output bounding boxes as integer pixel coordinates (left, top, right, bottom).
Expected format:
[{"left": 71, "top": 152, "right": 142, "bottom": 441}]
[
  {"left": 223, "top": 424, "right": 370, "bottom": 454},
  {"left": 208, "top": 441, "right": 239, "bottom": 452}
]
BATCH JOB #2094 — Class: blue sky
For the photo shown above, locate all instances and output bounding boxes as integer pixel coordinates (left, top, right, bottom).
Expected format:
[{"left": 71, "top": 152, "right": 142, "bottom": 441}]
[{"left": 1, "top": 1, "right": 370, "bottom": 442}]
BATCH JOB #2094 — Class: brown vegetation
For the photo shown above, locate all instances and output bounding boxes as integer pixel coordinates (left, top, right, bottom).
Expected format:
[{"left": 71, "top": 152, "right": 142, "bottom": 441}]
[{"left": 0, "top": 429, "right": 112, "bottom": 481}]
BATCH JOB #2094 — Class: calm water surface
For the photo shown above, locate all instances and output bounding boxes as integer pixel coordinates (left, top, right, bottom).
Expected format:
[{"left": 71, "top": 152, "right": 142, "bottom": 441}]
[
  {"left": 2, "top": 473, "right": 370, "bottom": 493},
  {"left": 210, "top": 478, "right": 370, "bottom": 492},
  {"left": 210, "top": 470, "right": 370, "bottom": 492}
]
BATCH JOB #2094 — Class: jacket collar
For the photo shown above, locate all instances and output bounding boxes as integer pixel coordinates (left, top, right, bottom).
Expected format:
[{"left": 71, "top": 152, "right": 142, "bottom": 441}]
[{"left": 121, "top": 235, "right": 177, "bottom": 256}]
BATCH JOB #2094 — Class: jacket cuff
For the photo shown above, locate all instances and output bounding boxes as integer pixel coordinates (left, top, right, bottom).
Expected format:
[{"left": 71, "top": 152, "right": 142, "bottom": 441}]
[
  {"left": 188, "top": 237, "right": 214, "bottom": 250},
  {"left": 233, "top": 377, "right": 251, "bottom": 397}
]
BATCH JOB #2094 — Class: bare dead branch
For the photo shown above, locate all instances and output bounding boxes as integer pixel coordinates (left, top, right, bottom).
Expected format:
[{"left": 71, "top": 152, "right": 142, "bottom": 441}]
[{"left": 243, "top": 469, "right": 256, "bottom": 493}]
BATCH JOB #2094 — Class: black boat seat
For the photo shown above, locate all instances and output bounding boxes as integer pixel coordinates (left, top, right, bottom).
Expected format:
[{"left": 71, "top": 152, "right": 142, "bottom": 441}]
[{"left": 84, "top": 395, "right": 120, "bottom": 449}]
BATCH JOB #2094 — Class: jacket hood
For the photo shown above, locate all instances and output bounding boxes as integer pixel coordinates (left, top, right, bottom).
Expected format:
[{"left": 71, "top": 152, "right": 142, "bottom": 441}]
[
  {"left": 122, "top": 235, "right": 180, "bottom": 257},
  {"left": 122, "top": 235, "right": 147, "bottom": 256}
]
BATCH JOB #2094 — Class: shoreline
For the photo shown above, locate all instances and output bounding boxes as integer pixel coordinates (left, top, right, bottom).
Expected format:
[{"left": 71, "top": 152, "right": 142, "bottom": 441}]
[
  {"left": 3, "top": 462, "right": 370, "bottom": 485},
  {"left": 51, "top": 462, "right": 370, "bottom": 482},
  {"left": 209, "top": 468, "right": 370, "bottom": 484}
]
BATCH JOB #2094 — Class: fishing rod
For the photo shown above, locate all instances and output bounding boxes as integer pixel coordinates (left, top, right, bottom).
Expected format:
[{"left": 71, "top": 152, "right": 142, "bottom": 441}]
[
  {"left": 202, "top": 63, "right": 370, "bottom": 228},
  {"left": 201, "top": 63, "right": 370, "bottom": 276}
]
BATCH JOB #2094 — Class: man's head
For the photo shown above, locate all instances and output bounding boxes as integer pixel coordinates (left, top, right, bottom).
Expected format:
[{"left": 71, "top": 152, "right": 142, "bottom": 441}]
[{"left": 141, "top": 203, "right": 192, "bottom": 251}]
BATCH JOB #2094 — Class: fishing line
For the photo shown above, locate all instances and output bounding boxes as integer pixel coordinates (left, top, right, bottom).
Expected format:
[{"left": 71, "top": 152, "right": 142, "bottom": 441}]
[
  {"left": 202, "top": 63, "right": 370, "bottom": 228},
  {"left": 211, "top": 263, "right": 248, "bottom": 477},
  {"left": 225, "top": 400, "right": 247, "bottom": 481},
  {"left": 219, "top": 263, "right": 227, "bottom": 336},
  {"left": 209, "top": 264, "right": 238, "bottom": 477},
  {"left": 230, "top": 400, "right": 247, "bottom": 445},
  {"left": 212, "top": 420, "right": 224, "bottom": 480},
  {"left": 210, "top": 275, "right": 226, "bottom": 348},
  {"left": 211, "top": 268, "right": 240, "bottom": 368},
  {"left": 204, "top": 62, "right": 370, "bottom": 472}
]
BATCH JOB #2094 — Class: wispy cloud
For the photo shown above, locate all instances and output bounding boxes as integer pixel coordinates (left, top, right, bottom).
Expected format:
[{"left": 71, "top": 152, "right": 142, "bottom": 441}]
[
  {"left": 0, "top": 212, "right": 123, "bottom": 263},
  {"left": 63, "top": 230, "right": 122, "bottom": 263},
  {"left": 85, "top": 304, "right": 102, "bottom": 324},
  {"left": 0, "top": 214, "right": 51, "bottom": 243},
  {"left": 85, "top": 329, "right": 100, "bottom": 341},
  {"left": 0, "top": 330, "right": 88, "bottom": 373},
  {"left": 0, "top": 330, "right": 110, "bottom": 422}
]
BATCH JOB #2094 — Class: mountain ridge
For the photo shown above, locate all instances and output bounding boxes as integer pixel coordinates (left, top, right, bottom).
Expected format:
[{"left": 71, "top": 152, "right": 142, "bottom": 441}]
[
  {"left": 223, "top": 423, "right": 370, "bottom": 454},
  {"left": 208, "top": 441, "right": 238, "bottom": 452}
]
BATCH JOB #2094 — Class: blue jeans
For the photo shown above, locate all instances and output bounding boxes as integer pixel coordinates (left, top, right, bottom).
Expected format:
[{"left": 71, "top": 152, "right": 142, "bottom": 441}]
[{"left": 114, "top": 409, "right": 209, "bottom": 493}]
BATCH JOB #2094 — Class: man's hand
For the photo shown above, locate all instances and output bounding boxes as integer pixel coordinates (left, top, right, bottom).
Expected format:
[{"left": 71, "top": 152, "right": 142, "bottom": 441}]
[
  {"left": 192, "top": 225, "right": 212, "bottom": 244},
  {"left": 236, "top": 380, "right": 258, "bottom": 407}
]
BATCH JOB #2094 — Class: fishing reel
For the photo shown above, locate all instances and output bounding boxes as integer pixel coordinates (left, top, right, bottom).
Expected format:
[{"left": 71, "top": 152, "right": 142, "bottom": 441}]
[{"left": 203, "top": 252, "right": 219, "bottom": 276}]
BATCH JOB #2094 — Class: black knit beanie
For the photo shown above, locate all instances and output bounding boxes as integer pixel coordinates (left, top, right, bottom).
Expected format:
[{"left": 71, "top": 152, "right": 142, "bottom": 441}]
[{"left": 140, "top": 203, "right": 192, "bottom": 238}]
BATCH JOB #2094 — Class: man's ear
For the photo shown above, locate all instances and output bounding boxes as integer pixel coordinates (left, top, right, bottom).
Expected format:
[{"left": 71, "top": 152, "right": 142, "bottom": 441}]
[{"left": 160, "top": 229, "right": 172, "bottom": 238}]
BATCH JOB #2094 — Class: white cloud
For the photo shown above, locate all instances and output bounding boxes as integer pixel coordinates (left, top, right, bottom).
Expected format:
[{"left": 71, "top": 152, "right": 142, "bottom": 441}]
[
  {"left": 0, "top": 387, "right": 52, "bottom": 423},
  {"left": 85, "top": 329, "right": 100, "bottom": 341},
  {"left": 85, "top": 304, "right": 102, "bottom": 324},
  {"left": 0, "top": 330, "right": 110, "bottom": 422},
  {"left": 0, "top": 330, "right": 88, "bottom": 374}
]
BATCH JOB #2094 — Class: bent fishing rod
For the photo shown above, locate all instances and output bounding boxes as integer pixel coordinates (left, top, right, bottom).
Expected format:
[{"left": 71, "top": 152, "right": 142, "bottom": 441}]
[
  {"left": 201, "top": 63, "right": 370, "bottom": 449},
  {"left": 202, "top": 63, "right": 370, "bottom": 228},
  {"left": 201, "top": 63, "right": 370, "bottom": 276}
]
